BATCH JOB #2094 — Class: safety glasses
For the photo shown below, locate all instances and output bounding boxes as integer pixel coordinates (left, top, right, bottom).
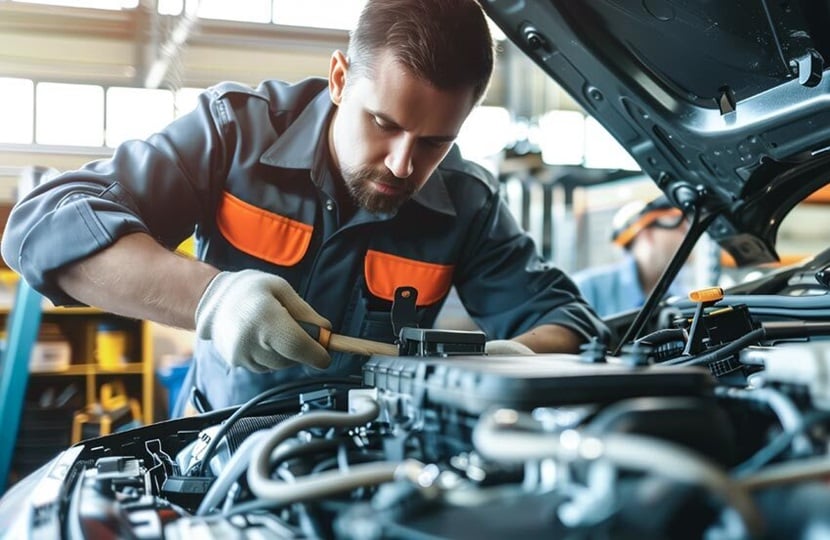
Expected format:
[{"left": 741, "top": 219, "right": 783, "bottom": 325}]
[{"left": 613, "top": 208, "right": 686, "bottom": 247}]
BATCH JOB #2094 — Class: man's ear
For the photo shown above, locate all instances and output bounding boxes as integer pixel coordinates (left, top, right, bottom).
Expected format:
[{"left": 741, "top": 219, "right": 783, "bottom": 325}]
[{"left": 329, "top": 50, "right": 349, "bottom": 106}]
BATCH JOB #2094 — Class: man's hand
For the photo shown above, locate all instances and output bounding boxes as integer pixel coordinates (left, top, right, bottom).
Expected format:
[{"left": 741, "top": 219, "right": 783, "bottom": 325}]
[
  {"left": 195, "top": 270, "right": 332, "bottom": 372},
  {"left": 485, "top": 339, "right": 535, "bottom": 355}
]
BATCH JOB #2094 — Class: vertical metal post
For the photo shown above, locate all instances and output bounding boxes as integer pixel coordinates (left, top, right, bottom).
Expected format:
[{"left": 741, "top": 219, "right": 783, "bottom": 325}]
[
  {"left": 0, "top": 165, "right": 55, "bottom": 494},
  {"left": 542, "top": 183, "right": 554, "bottom": 260},
  {"left": 0, "top": 280, "right": 43, "bottom": 492}
]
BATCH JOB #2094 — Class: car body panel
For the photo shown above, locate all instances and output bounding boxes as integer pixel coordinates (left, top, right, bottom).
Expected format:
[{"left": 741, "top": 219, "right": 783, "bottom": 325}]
[{"left": 481, "top": 0, "right": 830, "bottom": 265}]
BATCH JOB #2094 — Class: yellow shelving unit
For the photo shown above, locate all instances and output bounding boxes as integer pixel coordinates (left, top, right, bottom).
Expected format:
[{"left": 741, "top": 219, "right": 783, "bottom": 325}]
[{"left": 0, "top": 304, "right": 155, "bottom": 425}]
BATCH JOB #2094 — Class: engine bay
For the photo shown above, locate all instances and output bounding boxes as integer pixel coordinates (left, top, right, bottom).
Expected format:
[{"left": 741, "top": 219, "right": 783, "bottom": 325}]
[{"left": 5, "top": 277, "right": 830, "bottom": 539}]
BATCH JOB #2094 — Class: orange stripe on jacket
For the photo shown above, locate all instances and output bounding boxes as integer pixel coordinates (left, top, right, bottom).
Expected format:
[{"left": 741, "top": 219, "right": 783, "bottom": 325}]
[
  {"left": 364, "top": 250, "right": 454, "bottom": 307},
  {"left": 216, "top": 191, "right": 312, "bottom": 266}
]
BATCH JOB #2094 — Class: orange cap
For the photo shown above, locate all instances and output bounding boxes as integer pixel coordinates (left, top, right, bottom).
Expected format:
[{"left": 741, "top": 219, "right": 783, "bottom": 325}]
[{"left": 688, "top": 287, "right": 724, "bottom": 303}]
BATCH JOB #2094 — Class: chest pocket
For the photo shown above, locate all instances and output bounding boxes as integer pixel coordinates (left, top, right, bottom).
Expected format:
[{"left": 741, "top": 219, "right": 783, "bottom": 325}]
[
  {"left": 216, "top": 191, "right": 312, "bottom": 266},
  {"left": 364, "top": 249, "right": 454, "bottom": 306}
]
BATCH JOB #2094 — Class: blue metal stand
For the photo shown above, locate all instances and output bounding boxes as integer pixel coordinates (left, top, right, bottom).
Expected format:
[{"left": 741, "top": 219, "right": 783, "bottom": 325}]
[{"left": 0, "top": 280, "right": 43, "bottom": 493}]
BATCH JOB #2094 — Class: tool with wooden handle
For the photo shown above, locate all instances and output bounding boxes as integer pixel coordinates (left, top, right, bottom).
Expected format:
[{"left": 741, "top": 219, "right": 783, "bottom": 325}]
[{"left": 298, "top": 321, "right": 399, "bottom": 357}]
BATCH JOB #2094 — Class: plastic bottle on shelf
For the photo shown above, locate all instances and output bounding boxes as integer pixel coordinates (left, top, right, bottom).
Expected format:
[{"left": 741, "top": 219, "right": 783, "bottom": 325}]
[{"left": 95, "top": 322, "right": 128, "bottom": 369}]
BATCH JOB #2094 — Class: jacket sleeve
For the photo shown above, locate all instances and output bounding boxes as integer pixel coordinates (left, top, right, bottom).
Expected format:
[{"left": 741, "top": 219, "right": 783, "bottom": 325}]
[
  {"left": 0, "top": 89, "right": 232, "bottom": 305},
  {"left": 454, "top": 189, "right": 610, "bottom": 345}
]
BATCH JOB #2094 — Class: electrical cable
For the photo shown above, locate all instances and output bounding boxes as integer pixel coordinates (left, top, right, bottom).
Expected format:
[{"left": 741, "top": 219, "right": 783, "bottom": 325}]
[
  {"left": 661, "top": 328, "right": 766, "bottom": 367},
  {"left": 654, "top": 320, "right": 830, "bottom": 369},
  {"left": 194, "top": 377, "right": 361, "bottom": 476},
  {"left": 337, "top": 442, "right": 351, "bottom": 473},
  {"left": 205, "top": 437, "right": 347, "bottom": 516},
  {"left": 731, "top": 410, "right": 830, "bottom": 478},
  {"left": 269, "top": 438, "right": 344, "bottom": 473},
  {"left": 472, "top": 408, "right": 764, "bottom": 538},
  {"left": 717, "top": 386, "right": 814, "bottom": 457},
  {"left": 197, "top": 429, "right": 270, "bottom": 515},
  {"left": 761, "top": 321, "right": 830, "bottom": 338},
  {"left": 633, "top": 327, "right": 688, "bottom": 363},
  {"left": 736, "top": 454, "right": 830, "bottom": 491},
  {"left": 310, "top": 456, "right": 341, "bottom": 475},
  {"left": 249, "top": 460, "right": 421, "bottom": 508},
  {"left": 634, "top": 328, "right": 687, "bottom": 345},
  {"left": 247, "top": 396, "right": 425, "bottom": 504},
  {"left": 223, "top": 498, "right": 280, "bottom": 517}
]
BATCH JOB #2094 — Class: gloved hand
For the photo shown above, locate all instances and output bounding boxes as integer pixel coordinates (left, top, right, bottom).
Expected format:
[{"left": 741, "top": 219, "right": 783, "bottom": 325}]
[
  {"left": 484, "top": 339, "right": 535, "bottom": 355},
  {"left": 195, "top": 270, "right": 332, "bottom": 372}
]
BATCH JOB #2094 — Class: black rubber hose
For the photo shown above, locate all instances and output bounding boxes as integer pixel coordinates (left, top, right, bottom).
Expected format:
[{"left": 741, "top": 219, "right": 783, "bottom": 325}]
[
  {"left": 662, "top": 328, "right": 766, "bottom": 367},
  {"left": 195, "top": 377, "right": 362, "bottom": 476}
]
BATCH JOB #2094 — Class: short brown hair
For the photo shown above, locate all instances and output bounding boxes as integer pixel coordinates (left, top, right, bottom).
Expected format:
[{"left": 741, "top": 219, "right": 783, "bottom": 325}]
[{"left": 347, "top": 0, "right": 495, "bottom": 103}]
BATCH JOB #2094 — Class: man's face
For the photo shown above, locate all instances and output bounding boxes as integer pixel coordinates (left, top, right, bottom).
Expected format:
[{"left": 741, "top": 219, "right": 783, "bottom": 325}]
[
  {"left": 327, "top": 50, "right": 477, "bottom": 214},
  {"left": 646, "top": 218, "right": 689, "bottom": 268}
]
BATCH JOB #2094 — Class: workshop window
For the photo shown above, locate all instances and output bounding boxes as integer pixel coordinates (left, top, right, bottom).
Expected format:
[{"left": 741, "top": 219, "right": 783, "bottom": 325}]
[
  {"left": 105, "top": 87, "right": 175, "bottom": 148},
  {"left": 201, "top": 0, "right": 271, "bottom": 23},
  {"left": 174, "top": 87, "right": 203, "bottom": 118},
  {"left": 157, "top": 0, "right": 272, "bottom": 23},
  {"left": 272, "top": 0, "right": 365, "bottom": 29},
  {"left": 156, "top": 0, "right": 184, "bottom": 15},
  {"left": 158, "top": 0, "right": 366, "bottom": 28},
  {"left": 455, "top": 105, "right": 511, "bottom": 176},
  {"left": 538, "top": 110, "right": 585, "bottom": 166},
  {"left": 0, "top": 78, "right": 34, "bottom": 144},
  {"left": 11, "top": 0, "right": 138, "bottom": 9},
  {"left": 456, "top": 106, "right": 512, "bottom": 160},
  {"left": 583, "top": 117, "right": 639, "bottom": 171},
  {"left": 35, "top": 82, "right": 104, "bottom": 147}
]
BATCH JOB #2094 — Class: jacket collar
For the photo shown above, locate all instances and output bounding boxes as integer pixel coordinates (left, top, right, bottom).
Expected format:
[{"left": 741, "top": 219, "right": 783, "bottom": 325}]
[
  {"left": 412, "top": 149, "right": 459, "bottom": 217},
  {"left": 259, "top": 87, "right": 457, "bottom": 218},
  {"left": 260, "top": 89, "right": 330, "bottom": 170}
]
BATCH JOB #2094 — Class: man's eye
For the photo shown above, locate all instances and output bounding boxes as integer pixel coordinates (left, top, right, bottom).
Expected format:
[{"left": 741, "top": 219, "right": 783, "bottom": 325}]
[
  {"left": 422, "top": 139, "right": 448, "bottom": 149},
  {"left": 373, "top": 117, "right": 396, "bottom": 131}
]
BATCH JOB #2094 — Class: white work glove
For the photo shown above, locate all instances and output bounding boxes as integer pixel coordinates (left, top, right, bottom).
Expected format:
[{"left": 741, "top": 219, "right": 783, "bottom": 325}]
[
  {"left": 195, "top": 270, "right": 332, "bottom": 372},
  {"left": 484, "top": 339, "right": 535, "bottom": 355}
]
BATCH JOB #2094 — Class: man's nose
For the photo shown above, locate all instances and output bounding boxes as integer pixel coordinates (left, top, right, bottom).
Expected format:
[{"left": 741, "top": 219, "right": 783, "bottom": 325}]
[{"left": 384, "top": 134, "right": 415, "bottom": 178}]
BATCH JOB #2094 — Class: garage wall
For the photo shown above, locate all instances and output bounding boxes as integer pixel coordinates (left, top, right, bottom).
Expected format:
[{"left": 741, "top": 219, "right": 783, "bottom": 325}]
[
  {"left": 0, "top": 2, "right": 573, "bottom": 202},
  {"left": 2, "top": 2, "right": 824, "bottom": 273}
]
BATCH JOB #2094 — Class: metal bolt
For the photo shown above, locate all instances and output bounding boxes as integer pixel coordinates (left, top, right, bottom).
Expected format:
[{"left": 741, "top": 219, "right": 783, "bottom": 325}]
[{"left": 587, "top": 87, "right": 604, "bottom": 102}]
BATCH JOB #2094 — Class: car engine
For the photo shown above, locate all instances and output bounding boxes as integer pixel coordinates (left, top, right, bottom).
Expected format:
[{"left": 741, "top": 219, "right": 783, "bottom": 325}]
[{"left": 3, "top": 254, "right": 830, "bottom": 539}]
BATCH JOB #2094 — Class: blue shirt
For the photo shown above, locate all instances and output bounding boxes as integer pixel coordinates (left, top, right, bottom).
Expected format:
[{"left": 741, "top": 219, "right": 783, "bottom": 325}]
[{"left": 573, "top": 254, "right": 685, "bottom": 318}]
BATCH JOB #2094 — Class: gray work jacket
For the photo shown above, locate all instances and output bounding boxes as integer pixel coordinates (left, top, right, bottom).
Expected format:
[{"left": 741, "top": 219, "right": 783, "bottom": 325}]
[{"left": 1, "top": 77, "right": 608, "bottom": 411}]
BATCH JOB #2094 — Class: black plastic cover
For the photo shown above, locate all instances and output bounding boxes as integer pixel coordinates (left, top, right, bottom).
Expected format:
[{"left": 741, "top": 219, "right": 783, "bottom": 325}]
[
  {"left": 363, "top": 354, "right": 713, "bottom": 415},
  {"left": 397, "top": 327, "right": 486, "bottom": 356}
]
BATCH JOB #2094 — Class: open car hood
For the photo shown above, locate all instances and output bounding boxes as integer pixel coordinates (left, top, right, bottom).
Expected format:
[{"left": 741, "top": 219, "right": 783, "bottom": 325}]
[{"left": 481, "top": 0, "right": 830, "bottom": 266}]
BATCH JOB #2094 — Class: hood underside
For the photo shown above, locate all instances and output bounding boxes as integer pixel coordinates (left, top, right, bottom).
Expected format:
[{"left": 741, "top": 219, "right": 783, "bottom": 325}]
[{"left": 481, "top": 0, "right": 830, "bottom": 265}]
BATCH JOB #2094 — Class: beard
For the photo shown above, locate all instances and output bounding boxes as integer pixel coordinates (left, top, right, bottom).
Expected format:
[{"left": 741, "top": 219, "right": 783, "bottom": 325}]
[{"left": 341, "top": 165, "right": 417, "bottom": 214}]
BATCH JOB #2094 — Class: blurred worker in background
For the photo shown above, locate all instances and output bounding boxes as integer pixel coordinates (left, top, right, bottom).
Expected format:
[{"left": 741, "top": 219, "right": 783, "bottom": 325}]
[
  {"left": 2, "top": 0, "right": 608, "bottom": 414},
  {"left": 573, "top": 195, "right": 689, "bottom": 318}
]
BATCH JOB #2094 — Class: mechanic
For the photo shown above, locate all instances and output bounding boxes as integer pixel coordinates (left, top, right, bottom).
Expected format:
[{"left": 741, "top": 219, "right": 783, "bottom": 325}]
[
  {"left": 573, "top": 195, "right": 690, "bottom": 318},
  {"left": 1, "top": 0, "right": 608, "bottom": 414}
]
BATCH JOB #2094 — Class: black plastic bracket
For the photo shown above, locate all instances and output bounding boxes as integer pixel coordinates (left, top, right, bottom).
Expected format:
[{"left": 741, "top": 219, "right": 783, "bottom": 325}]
[{"left": 391, "top": 286, "right": 418, "bottom": 336}]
